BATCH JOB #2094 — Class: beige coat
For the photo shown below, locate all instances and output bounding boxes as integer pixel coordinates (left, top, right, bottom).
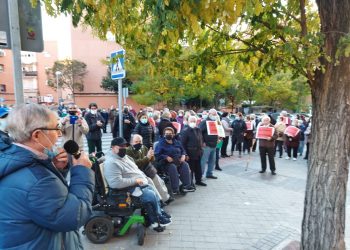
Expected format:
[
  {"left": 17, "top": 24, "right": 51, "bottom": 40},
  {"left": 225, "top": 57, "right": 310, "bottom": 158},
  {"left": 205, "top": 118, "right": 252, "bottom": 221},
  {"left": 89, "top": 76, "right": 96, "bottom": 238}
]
[
  {"left": 274, "top": 122, "right": 286, "bottom": 141},
  {"left": 60, "top": 115, "right": 89, "bottom": 150}
]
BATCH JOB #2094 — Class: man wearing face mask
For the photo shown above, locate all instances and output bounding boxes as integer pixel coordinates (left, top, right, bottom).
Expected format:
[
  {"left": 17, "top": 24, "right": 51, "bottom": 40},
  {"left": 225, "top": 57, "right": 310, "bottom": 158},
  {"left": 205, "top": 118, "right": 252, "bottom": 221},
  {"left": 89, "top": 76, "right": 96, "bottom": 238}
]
[
  {"left": 84, "top": 103, "right": 105, "bottom": 154},
  {"left": 104, "top": 137, "right": 172, "bottom": 228},
  {"left": 199, "top": 109, "right": 219, "bottom": 179},
  {"left": 230, "top": 112, "right": 247, "bottom": 158},
  {"left": 0, "top": 107, "right": 11, "bottom": 144},
  {"left": 126, "top": 134, "right": 171, "bottom": 204},
  {"left": 181, "top": 116, "right": 206, "bottom": 186},
  {"left": 60, "top": 104, "right": 89, "bottom": 150},
  {"left": 154, "top": 127, "right": 195, "bottom": 194},
  {"left": 146, "top": 107, "right": 156, "bottom": 127},
  {"left": 133, "top": 112, "right": 155, "bottom": 149},
  {"left": 0, "top": 103, "right": 94, "bottom": 249},
  {"left": 113, "top": 105, "right": 136, "bottom": 143}
]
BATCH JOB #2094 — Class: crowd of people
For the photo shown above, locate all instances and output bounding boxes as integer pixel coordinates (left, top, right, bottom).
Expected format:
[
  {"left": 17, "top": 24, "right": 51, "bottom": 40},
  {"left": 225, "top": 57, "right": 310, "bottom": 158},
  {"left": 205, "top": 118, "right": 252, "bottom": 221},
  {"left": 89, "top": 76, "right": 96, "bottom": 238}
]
[{"left": 0, "top": 102, "right": 312, "bottom": 248}]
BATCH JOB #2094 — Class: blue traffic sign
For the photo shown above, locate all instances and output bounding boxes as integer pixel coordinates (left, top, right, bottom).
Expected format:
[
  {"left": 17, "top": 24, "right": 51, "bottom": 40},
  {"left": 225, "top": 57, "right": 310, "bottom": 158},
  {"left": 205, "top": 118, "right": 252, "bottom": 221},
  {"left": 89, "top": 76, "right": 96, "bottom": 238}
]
[{"left": 110, "top": 49, "right": 125, "bottom": 80}]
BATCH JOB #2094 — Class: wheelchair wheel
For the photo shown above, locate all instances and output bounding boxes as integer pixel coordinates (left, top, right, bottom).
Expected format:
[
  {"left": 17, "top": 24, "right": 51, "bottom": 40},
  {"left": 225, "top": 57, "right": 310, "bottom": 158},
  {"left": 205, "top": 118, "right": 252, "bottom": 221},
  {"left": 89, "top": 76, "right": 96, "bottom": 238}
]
[
  {"left": 137, "top": 224, "right": 146, "bottom": 246},
  {"left": 85, "top": 217, "right": 114, "bottom": 244}
]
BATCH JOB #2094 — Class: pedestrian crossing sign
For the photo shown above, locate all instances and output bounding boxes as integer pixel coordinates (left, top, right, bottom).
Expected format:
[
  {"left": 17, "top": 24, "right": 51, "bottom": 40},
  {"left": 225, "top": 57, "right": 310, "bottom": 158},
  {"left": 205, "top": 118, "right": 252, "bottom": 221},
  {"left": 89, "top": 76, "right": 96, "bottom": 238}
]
[{"left": 110, "top": 49, "right": 125, "bottom": 80}]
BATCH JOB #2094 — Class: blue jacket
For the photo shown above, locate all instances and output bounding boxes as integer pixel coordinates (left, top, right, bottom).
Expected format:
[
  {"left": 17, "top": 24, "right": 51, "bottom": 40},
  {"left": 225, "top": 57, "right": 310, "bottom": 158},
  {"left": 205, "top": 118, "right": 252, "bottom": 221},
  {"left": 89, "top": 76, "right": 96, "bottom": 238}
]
[
  {"left": 154, "top": 137, "right": 185, "bottom": 161},
  {"left": 0, "top": 137, "right": 95, "bottom": 250}
]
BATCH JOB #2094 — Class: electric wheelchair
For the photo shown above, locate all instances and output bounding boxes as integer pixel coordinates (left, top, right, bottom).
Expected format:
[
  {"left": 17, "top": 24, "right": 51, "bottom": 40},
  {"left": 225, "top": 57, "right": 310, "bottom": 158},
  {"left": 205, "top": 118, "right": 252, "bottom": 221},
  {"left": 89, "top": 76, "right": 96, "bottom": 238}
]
[{"left": 82, "top": 155, "right": 164, "bottom": 245}]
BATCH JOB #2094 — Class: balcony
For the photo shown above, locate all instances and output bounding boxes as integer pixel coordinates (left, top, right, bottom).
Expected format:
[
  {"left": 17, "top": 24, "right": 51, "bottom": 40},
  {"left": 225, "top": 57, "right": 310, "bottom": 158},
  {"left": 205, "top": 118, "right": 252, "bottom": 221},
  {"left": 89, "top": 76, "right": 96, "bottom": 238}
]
[{"left": 23, "top": 71, "right": 38, "bottom": 77}]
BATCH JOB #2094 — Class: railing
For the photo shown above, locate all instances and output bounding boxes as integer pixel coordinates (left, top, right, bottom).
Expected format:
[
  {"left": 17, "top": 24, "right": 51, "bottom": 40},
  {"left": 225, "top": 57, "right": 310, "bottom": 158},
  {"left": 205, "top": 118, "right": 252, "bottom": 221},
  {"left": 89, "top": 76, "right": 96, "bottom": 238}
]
[{"left": 23, "top": 71, "right": 38, "bottom": 76}]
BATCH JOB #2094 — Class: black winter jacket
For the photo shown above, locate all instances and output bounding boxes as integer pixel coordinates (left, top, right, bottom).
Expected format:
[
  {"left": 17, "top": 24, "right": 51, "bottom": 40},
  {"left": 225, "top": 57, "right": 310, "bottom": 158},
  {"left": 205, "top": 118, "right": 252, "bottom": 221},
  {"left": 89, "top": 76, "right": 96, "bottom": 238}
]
[
  {"left": 157, "top": 118, "right": 177, "bottom": 137},
  {"left": 199, "top": 119, "right": 218, "bottom": 148},
  {"left": 181, "top": 127, "right": 203, "bottom": 160},
  {"left": 113, "top": 112, "right": 136, "bottom": 140},
  {"left": 133, "top": 123, "right": 155, "bottom": 149},
  {"left": 84, "top": 112, "right": 105, "bottom": 140}
]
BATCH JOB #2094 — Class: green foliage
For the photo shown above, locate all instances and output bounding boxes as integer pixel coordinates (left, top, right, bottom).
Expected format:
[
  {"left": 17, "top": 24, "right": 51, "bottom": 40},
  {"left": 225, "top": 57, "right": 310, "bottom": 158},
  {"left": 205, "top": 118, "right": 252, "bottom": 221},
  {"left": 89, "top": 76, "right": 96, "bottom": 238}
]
[
  {"left": 46, "top": 59, "right": 87, "bottom": 94},
  {"left": 100, "top": 67, "right": 133, "bottom": 93},
  {"left": 42, "top": 0, "right": 316, "bottom": 109}
]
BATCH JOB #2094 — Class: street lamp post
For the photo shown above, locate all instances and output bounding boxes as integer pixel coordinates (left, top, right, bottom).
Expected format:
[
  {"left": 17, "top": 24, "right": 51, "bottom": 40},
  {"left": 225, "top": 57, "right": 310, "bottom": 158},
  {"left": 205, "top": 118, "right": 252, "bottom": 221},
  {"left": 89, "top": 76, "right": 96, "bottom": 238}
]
[{"left": 55, "top": 71, "right": 62, "bottom": 103}]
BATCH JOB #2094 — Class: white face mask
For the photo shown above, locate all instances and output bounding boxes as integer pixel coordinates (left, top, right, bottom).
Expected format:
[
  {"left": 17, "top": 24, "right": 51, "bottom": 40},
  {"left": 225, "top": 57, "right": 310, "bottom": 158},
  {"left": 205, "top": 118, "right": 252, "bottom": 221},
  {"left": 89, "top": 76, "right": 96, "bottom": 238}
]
[
  {"left": 189, "top": 122, "right": 196, "bottom": 128},
  {"left": 90, "top": 110, "right": 97, "bottom": 115}
]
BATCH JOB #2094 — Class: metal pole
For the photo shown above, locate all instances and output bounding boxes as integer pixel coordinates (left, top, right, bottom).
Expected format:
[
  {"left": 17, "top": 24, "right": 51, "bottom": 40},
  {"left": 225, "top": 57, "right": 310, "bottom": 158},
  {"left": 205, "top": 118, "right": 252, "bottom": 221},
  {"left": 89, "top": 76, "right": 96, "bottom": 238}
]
[
  {"left": 8, "top": 0, "right": 24, "bottom": 104},
  {"left": 118, "top": 79, "right": 123, "bottom": 138}
]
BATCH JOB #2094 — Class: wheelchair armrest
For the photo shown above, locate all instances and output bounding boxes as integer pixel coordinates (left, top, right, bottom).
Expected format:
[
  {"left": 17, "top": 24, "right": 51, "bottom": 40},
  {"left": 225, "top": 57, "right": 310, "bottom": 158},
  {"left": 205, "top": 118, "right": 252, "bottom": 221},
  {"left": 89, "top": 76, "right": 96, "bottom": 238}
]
[{"left": 109, "top": 185, "right": 137, "bottom": 194}]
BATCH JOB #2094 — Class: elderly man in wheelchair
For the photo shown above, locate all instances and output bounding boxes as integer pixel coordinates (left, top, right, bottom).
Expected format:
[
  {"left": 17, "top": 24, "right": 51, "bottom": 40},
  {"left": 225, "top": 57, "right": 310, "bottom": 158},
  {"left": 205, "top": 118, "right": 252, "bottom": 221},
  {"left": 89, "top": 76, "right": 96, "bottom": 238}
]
[{"left": 104, "top": 137, "right": 172, "bottom": 228}]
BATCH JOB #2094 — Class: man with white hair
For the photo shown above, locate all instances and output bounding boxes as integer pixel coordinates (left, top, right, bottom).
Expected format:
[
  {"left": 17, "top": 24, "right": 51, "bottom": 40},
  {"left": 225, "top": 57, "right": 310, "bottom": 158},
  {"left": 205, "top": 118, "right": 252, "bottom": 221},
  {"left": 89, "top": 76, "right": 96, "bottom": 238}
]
[
  {"left": 126, "top": 134, "right": 171, "bottom": 204},
  {"left": 0, "top": 103, "right": 94, "bottom": 249},
  {"left": 280, "top": 110, "right": 291, "bottom": 126},
  {"left": 257, "top": 115, "right": 278, "bottom": 175},
  {"left": 181, "top": 116, "right": 206, "bottom": 186},
  {"left": 199, "top": 108, "right": 219, "bottom": 179}
]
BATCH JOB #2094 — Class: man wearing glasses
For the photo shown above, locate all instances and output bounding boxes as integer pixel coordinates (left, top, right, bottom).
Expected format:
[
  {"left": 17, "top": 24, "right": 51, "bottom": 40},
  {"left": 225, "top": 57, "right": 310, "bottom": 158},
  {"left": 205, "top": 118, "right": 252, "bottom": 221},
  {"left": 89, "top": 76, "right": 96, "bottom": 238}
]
[{"left": 0, "top": 103, "right": 94, "bottom": 249}]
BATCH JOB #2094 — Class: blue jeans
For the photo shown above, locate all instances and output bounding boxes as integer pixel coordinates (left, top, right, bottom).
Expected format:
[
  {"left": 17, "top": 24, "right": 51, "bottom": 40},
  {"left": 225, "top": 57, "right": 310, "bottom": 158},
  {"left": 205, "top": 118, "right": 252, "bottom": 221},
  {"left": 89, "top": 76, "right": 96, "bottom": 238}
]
[
  {"left": 298, "top": 141, "right": 305, "bottom": 155},
  {"left": 201, "top": 146, "right": 216, "bottom": 177},
  {"left": 138, "top": 186, "right": 162, "bottom": 223}
]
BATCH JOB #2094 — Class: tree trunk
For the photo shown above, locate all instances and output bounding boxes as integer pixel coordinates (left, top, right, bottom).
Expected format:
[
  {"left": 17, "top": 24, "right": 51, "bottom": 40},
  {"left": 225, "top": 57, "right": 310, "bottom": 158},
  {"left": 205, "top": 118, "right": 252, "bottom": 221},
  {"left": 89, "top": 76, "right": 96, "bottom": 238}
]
[{"left": 301, "top": 1, "right": 350, "bottom": 249}]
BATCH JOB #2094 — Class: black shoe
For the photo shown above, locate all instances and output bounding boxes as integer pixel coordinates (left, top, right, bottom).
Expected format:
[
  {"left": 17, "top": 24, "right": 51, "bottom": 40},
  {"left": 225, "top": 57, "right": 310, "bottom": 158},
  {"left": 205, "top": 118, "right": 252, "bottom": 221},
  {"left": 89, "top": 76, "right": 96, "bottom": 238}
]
[
  {"left": 196, "top": 181, "right": 207, "bottom": 186},
  {"left": 182, "top": 186, "right": 196, "bottom": 193},
  {"left": 164, "top": 197, "right": 175, "bottom": 205},
  {"left": 259, "top": 170, "right": 266, "bottom": 173},
  {"left": 160, "top": 201, "right": 167, "bottom": 208},
  {"left": 215, "top": 166, "right": 222, "bottom": 171},
  {"left": 173, "top": 190, "right": 186, "bottom": 196},
  {"left": 271, "top": 171, "right": 276, "bottom": 175},
  {"left": 206, "top": 175, "right": 218, "bottom": 179},
  {"left": 161, "top": 211, "right": 172, "bottom": 219}
]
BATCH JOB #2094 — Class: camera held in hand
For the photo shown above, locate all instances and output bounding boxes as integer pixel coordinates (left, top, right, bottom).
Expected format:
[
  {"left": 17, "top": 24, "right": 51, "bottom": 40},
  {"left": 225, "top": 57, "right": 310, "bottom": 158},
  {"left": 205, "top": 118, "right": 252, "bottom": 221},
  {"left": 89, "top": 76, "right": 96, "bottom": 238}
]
[{"left": 70, "top": 115, "right": 79, "bottom": 125}]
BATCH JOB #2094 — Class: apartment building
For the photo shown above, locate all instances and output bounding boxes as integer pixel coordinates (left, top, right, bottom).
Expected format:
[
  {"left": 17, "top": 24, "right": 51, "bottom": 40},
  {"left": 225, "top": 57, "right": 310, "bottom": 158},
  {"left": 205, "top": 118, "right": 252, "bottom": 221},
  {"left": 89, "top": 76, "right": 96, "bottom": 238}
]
[{"left": 0, "top": 13, "right": 143, "bottom": 111}]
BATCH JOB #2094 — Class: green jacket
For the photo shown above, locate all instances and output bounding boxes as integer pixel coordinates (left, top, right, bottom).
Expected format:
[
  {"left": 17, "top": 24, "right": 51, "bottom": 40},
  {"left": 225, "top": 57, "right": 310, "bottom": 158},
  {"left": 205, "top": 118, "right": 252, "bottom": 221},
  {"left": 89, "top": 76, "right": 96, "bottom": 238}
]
[{"left": 126, "top": 145, "right": 152, "bottom": 171}]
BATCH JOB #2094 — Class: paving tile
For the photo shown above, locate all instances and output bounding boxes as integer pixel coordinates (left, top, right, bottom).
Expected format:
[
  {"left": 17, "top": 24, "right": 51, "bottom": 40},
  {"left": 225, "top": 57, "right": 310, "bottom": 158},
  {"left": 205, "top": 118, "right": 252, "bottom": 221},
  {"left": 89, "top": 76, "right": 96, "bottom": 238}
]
[{"left": 80, "top": 146, "right": 350, "bottom": 250}]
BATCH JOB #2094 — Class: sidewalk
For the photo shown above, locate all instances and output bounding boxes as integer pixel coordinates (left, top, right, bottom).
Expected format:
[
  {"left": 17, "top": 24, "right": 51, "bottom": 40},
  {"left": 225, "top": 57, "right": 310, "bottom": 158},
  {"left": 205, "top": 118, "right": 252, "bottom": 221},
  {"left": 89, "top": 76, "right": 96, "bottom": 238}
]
[{"left": 82, "top": 152, "right": 313, "bottom": 250}]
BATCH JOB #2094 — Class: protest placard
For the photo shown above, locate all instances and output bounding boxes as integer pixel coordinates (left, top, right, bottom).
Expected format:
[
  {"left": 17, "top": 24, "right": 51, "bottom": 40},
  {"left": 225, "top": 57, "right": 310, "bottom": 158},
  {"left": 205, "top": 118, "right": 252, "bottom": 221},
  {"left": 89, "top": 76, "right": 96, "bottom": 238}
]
[
  {"left": 206, "top": 121, "right": 225, "bottom": 137},
  {"left": 171, "top": 122, "right": 181, "bottom": 134},
  {"left": 284, "top": 126, "right": 300, "bottom": 137},
  {"left": 256, "top": 126, "right": 275, "bottom": 139},
  {"left": 246, "top": 121, "right": 253, "bottom": 130}
]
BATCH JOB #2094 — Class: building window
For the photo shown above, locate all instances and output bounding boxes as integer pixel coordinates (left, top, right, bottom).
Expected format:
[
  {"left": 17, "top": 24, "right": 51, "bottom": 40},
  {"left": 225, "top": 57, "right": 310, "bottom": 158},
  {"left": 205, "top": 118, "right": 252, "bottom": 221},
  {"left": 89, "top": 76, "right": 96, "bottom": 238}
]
[
  {"left": 0, "top": 64, "right": 4, "bottom": 72},
  {"left": 0, "top": 84, "right": 6, "bottom": 93}
]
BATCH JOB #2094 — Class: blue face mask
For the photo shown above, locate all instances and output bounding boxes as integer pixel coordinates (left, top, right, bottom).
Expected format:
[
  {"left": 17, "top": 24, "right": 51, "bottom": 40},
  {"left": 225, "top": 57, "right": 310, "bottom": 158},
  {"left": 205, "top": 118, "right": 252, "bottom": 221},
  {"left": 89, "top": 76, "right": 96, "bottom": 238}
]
[
  {"left": 38, "top": 131, "right": 59, "bottom": 160},
  {"left": 0, "top": 119, "right": 7, "bottom": 132},
  {"left": 44, "top": 145, "right": 60, "bottom": 160},
  {"left": 140, "top": 118, "right": 148, "bottom": 124}
]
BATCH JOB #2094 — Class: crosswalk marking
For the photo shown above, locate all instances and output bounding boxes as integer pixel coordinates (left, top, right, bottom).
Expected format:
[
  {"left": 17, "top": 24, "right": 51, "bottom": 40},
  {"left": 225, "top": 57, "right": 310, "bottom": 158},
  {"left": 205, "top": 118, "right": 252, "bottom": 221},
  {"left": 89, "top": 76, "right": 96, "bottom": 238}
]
[{"left": 56, "top": 125, "right": 114, "bottom": 153}]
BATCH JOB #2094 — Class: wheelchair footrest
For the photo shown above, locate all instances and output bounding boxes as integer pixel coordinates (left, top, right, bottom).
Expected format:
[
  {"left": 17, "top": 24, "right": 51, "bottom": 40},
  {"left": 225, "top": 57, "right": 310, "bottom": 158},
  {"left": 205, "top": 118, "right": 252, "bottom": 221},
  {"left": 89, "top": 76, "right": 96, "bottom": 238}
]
[{"left": 153, "top": 225, "right": 165, "bottom": 232}]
